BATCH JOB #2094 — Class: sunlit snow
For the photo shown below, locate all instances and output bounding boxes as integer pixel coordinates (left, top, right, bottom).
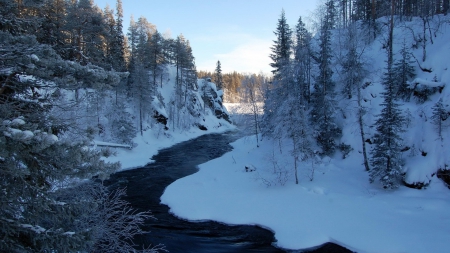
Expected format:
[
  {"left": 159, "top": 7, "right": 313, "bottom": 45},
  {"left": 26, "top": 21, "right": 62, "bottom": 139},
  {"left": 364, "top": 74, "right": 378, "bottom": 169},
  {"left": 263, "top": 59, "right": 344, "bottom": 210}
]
[{"left": 159, "top": 15, "right": 450, "bottom": 253}]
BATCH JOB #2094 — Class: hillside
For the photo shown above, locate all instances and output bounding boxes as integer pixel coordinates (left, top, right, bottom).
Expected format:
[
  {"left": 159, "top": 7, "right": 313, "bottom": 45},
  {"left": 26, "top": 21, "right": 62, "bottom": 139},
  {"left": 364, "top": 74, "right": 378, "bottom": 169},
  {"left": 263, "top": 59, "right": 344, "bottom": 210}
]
[
  {"left": 161, "top": 14, "right": 450, "bottom": 253},
  {"left": 339, "top": 15, "right": 450, "bottom": 186},
  {"left": 104, "top": 65, "right": 234, "bottom": 170}
]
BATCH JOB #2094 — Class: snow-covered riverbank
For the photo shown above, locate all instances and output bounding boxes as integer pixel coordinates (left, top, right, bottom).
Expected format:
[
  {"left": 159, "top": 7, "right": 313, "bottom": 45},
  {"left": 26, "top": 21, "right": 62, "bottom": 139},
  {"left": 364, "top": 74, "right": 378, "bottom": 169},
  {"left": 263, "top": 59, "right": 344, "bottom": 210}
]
[
  {"left": 161, "top": 135, "right": 450, "bottom": 253},
  {"left": 104, "top": 120, "right": 235, "bottom": 170}
]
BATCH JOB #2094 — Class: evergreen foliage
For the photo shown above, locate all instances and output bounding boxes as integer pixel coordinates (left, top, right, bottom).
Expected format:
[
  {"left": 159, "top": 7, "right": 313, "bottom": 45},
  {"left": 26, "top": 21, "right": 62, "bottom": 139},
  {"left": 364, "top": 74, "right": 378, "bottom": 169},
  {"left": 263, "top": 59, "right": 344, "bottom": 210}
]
[
  {"left": 112, "top": 0, "right": 126, "bottom": 71},
  {"left": 0, "top": 1, "right": 211, "bottom": 250},
  {"left": 310, "top": 0, "right": 341, "bottom": 155},
  {"left": 214, "top": 60, "right": 223, "bottom": 90},
  {"left": 270, "top": 9, "right": 292, "bottom": 79},
  {"left": 370, "top": 63, "right": 406, "bottom": 189},
  {"left": 0, "top": 23, "right": 126, "bottom": 251},
  {"left": 431, "top": 98, "right": 448, "bottom": 140},
  {"left": 294, "top": 16, "right": 312, "bottom": 103},
  {"left": 392, "top": 42, "right": 416, "bottom": 101},
  {"left": 198, "top": 70, "right": 248, "bottom": 103}
]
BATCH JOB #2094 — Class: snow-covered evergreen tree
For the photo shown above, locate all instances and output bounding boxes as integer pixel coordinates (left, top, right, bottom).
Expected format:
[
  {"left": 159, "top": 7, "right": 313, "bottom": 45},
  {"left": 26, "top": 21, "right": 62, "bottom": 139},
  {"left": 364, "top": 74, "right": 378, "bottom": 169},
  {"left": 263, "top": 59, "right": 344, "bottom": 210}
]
[
  {"left": 392, "top": 42, "right": 416, "bottom": 101},
  {"left": 270, "top": 9, "right": 292, "bottom": 79},
  {"left": 370, "top": 62, "right": 406, "bottom": 189},
  {"left": 214, "top": 60, "right": 223, "bottom": 90},
  {"left": 112, "top": 0, "right": 126, "bottom": 71},
  {"left": 0, "top": 27, "right": 116, "bottom": 252},
  {"left": 310, "top": 0, "right": 341, "bottom": 155},
  {"left": 431, "top": 98, "right": 448, "bottom": 140},
  {"left": 263, "top": 9, "right": 293, "bottom": 139},
  {"left": 294, "top": 16, "right": 312, "bottom": 104},
  {"left": 148, "top": 30, "right": 166, "bottom": 88}
]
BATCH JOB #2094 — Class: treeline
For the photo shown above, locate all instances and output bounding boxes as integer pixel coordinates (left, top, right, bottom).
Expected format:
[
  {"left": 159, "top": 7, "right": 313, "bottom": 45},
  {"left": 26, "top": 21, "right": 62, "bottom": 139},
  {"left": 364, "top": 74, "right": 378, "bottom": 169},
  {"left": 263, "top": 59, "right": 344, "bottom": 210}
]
[
  {"left": 262, "top": 0, "right": 449, "bottom": 189},
  {"left": 336, "top": 0, "right": 449, "bottom": 27},
  {"left": 198, "top": 70, "right": 243, "bottom": 102},
  {"left": 198, "top": 70, "right": 269, "bottom": 103},
  {"left": 5, "top": 0, "right": 201, "bottom": 137}
]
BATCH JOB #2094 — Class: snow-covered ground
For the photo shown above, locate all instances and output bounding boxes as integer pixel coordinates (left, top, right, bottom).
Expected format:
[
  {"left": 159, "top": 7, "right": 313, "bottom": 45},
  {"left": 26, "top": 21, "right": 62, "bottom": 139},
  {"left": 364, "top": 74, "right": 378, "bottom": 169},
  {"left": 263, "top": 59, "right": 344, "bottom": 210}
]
[
  {"left": 161, "top": 135, "right": 450, "bottom": 253},
  {"left": 161, "top": 16, "right": 450, "bottom": 253}
]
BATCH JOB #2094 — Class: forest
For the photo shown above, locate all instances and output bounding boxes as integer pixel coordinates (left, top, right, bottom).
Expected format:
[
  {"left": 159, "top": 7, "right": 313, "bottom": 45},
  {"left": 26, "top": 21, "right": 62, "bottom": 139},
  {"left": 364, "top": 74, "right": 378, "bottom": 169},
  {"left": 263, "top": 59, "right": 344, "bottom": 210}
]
[
  {"left": 160, "top": 1, "right": 450, "bottom": 252},
  {"left": 260, "top": 0, "right": 450, "bottom": 188},
  {"left": 1, "top": 0, "right": 450, "bottom": 252},
  {"left": 0, "top": 0, "right": 227, "bottom": 251}
]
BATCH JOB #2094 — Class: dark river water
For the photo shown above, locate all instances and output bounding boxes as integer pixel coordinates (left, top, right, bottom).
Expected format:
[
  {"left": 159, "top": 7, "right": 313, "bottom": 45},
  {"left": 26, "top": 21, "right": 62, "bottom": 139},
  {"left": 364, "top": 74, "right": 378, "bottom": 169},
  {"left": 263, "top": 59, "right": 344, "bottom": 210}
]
[{"left": 105, "top": 131, "right": 354, "bottom": 253}]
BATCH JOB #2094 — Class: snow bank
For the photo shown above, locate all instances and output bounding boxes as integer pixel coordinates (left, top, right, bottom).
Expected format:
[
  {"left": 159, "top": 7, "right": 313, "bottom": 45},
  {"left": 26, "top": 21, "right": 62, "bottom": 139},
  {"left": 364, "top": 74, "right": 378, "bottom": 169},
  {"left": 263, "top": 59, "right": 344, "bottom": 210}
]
[{"left": 161, "top": 136, "right": 450, "bottom": 253}]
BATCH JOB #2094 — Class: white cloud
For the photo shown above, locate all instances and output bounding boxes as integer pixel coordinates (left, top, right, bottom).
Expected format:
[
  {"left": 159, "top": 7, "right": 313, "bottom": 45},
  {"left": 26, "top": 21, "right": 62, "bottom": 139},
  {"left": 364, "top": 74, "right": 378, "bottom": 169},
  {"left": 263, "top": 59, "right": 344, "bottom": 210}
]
[
  {"left": 216, "top": 39, "right": 272, "bottom": 74},
  {"left": 196, "top": 36, "right": 272, "bottom": 74}
]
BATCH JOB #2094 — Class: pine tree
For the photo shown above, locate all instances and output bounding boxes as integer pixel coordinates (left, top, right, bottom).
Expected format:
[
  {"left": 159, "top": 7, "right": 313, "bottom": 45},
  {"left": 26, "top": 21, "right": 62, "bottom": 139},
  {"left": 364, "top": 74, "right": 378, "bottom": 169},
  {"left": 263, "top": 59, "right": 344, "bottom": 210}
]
[
  {"left": 270, "top": 9, "right": 292, "bottom": 79},
  {"left": 130, "top": 62, "right": 153, "bottom": 136},
  {"left": 64, "top": 0, "right": 108, "bottom": 66},
  {"left": 0, "top": 25, "right": 120, "bottom": 252},
  {"left": 148, "top": 30, "right": 166, "bottom": 88},
  {"left": 104, "top": 4, "right": 116, "bottom": 69},
  {"left": 39, "top": 0, "right": 67, "bottom": 56},
  {"left": 112, "top": 0, "right": 126, "bottom": 71},
  {"left": 370, "top": 62, "right": 406, "bottom": 189}
]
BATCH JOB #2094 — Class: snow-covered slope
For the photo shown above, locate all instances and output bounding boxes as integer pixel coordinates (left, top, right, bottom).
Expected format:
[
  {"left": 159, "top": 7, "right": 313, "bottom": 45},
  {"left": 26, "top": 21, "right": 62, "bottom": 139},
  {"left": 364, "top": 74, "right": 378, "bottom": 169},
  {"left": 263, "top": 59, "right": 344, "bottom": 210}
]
[
  {"left": 104, "top": 65, "right": 234, "bottom": 170},
  {"left": 339, "top": 16, "right": 450, "bottom": 186},
  {"left": 161, "top": 15, "right": 450, "bottom": 253}
]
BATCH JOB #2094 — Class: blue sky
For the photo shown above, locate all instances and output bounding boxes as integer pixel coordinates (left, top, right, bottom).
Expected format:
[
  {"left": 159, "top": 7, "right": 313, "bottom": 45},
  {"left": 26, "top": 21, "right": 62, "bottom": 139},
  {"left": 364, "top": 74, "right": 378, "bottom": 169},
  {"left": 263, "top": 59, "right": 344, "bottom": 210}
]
[{"left": 94, "top": 0, "right": 320, "bottom": 74}]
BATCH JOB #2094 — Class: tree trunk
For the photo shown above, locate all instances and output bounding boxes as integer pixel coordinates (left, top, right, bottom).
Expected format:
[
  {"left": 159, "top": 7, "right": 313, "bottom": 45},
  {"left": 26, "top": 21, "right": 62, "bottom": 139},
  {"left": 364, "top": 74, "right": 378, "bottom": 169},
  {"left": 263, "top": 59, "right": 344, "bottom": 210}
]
[
  {"left": 422, "top": 17, "right": 427, "bottom": 62},
  {"left": 444, "top": 0, "right": 449, "bottom": 15},
  {"left": 357, "top": 88, "right": 370, "bottom": 171},
  {"left": 388, "top": 0, "right": 394, "bottom": 67},
  {"left": 371, "top": 0, "right": 376, "bottom": 40},
  {"left": 139, "top": 100, "right": 143, "bottom": 136},
  {"left": 252, "top": 102, "right": 259, "bottom": 147},
  {"left": 293, "top": 138, "right": 299, "bottom": 184}
]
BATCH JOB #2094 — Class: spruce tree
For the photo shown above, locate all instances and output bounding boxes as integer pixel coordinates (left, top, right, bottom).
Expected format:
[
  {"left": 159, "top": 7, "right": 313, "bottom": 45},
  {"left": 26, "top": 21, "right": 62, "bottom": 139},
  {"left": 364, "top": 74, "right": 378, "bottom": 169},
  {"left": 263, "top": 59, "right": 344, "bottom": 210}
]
[
  {"left": 310, "top": 0, "right": 341, "bottom": 155},
  {"left": 431, "top": 98, "right": 448, "bottom": 140},
  {"left": 263, "top": 9, "right": 292, "bottom": 139},
  {"left": 214, "top": 60, "right": 223, "bottom": 90},
  {"left": 294, "top": 16, "right": 312, "bottom": 104},
  {"left": 370, "top": 62, "right": 406, "bottom": 189},
  {"left": 270, "top": 9, "right": 292, "bottom": 79},
  {"left": 393, "top": 42, "right": 415, "bottom": 101}
]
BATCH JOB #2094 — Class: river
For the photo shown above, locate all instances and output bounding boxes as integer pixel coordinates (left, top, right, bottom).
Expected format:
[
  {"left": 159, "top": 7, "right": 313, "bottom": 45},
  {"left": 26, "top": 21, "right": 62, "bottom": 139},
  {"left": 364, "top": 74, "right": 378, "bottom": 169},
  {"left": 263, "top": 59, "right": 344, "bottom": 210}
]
[{"left": 105, "top": 131, "right": 353, "bottom": 253}]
